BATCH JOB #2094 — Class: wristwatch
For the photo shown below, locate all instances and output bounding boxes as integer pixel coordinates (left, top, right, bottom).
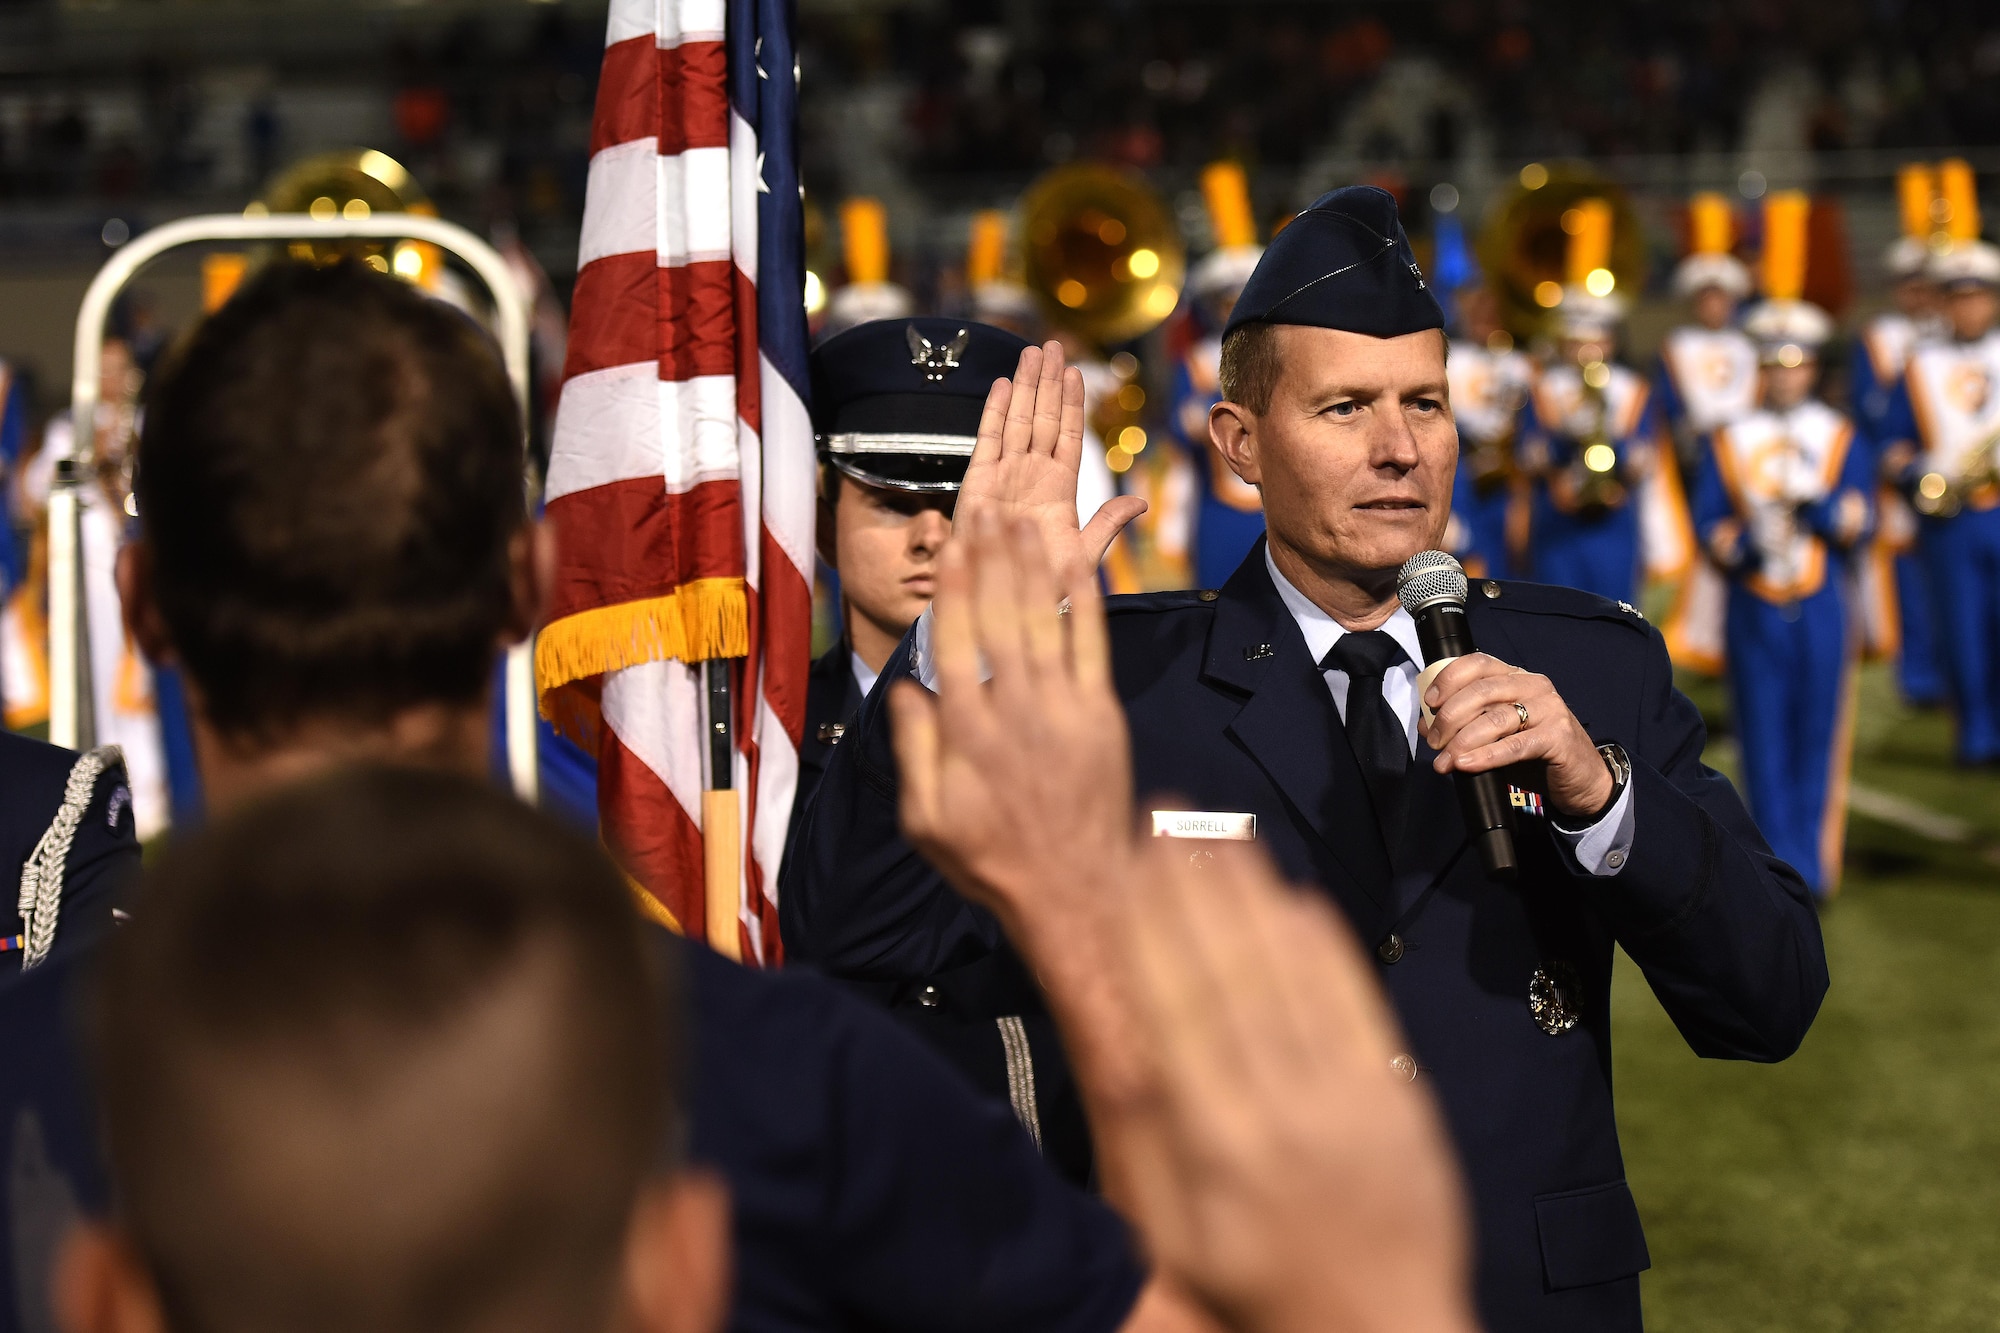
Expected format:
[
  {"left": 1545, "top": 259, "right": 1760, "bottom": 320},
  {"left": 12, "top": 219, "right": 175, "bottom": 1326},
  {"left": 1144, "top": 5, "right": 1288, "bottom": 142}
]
[
  {"left": 1589, "top": 743, "right": 1632, "bottom": 820},
  {"left": 1554, "top": 742, "right": 1631, "bottom": 831}
]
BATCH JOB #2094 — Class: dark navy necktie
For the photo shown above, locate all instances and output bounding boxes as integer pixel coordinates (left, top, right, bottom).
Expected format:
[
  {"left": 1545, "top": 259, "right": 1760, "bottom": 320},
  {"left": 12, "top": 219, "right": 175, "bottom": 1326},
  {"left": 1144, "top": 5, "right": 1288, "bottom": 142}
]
[{"left": 1323, "top": 629, "right": 1412, "bottom": 830}]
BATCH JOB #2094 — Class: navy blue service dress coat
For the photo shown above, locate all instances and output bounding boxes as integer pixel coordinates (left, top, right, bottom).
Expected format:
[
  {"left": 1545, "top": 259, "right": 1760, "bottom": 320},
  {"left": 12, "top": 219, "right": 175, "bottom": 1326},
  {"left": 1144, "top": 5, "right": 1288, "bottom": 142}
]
[
  {"left": 783, "top": 540, "right": 1830, "bottom": 1333},
  {"left": 784, "top": 642, "right": 1096, "bottom": 1187}
]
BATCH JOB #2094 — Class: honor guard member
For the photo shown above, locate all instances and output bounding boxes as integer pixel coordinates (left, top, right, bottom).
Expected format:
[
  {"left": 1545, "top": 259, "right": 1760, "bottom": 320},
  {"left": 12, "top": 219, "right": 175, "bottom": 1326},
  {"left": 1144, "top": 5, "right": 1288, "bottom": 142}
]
[
  {"left": 1856, "top": 231, "right": 1949, "bottom": 705},
  {"left": 1693, "top": 300, "right": 1870, "bottom": 898},
  {"left": 794, "top": 318, "right": 1025, "bottom": 843},
  {"left": 787, "top": 185, "right": 1828, "bottom": 1333},
  {"left": 1653, "top": 242, "right": 1759, "bottom": 462},
  {"left": 793, "top": 323, "right": 1099, "bottom": 1186},
  {"left": 1445, "top": 281, "right": 1535, "bottom": 578},
  {"left": 1876, "top": 240, "right": 2000, "bottom": 763},
  {"left": 1517, "top": 288, "right": 1658, "bottom": 603}
]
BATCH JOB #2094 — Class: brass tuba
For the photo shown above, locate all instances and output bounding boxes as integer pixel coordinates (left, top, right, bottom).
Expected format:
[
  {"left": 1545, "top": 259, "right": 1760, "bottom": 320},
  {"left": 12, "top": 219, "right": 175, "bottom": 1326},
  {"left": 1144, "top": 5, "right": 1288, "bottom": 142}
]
[
  {"left": 250, "top": 148, "right": 439, "bottom": 282},
  {"left": 1476, "top": 162, "right": 1644, "bottom": 342},
  {"left": 1018, "top": 163, "right": 1187, "bottom": 346}
]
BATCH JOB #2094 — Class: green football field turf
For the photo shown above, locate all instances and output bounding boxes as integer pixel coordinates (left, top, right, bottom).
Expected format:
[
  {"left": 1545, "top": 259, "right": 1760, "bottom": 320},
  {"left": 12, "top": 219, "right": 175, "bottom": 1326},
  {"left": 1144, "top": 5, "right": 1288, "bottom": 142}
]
[{"left": 1615, "top": 664, "right": 2000, "bottom": 1330}]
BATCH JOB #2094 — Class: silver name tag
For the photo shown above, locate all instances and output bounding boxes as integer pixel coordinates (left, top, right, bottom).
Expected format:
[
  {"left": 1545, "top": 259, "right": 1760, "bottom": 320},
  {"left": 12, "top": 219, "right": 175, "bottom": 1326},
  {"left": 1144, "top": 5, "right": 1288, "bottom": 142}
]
[{"left": 1151, "top": 811, "right": 1257, "bottom": 841}]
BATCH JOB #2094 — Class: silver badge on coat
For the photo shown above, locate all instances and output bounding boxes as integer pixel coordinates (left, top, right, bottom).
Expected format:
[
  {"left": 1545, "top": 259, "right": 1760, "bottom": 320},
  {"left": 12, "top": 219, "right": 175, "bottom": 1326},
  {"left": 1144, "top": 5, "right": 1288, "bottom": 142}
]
[{"left": 1528, "top": 963, "right": 1583, "bottom": 1036}]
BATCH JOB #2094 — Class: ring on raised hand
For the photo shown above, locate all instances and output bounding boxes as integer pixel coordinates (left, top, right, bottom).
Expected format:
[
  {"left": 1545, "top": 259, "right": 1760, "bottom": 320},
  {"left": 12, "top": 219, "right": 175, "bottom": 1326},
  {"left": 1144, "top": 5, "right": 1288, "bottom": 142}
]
[{"left": 1513, "top": 702, "right": 1531, "bottom": 729}]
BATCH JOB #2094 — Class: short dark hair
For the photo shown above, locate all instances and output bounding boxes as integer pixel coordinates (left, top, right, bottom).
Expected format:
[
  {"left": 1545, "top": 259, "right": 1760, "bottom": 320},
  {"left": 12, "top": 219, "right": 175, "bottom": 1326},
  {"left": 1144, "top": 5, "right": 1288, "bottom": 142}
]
[
  {"left": 93, "top": 766, "right": 676, "bottom": 1333},
  {"left": 1218, "top": 321, "right": 1452, "bottom": 416},
  {"left": 136, "top": 260, "right": 526, "bottom": 740},
  {"left": 1218, "top": 321, "right": 1284, "bottom": 415}
]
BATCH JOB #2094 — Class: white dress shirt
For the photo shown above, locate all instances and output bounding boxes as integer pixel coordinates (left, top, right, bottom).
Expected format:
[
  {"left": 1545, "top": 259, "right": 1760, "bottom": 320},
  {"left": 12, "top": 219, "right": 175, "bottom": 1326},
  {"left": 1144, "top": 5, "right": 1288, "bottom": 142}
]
[
  {"left": 1264, "top": 547, "right": 1634, "bottom": 877},
  {"left": 851, "top": 651, "right": 881, "bottom": 701}
]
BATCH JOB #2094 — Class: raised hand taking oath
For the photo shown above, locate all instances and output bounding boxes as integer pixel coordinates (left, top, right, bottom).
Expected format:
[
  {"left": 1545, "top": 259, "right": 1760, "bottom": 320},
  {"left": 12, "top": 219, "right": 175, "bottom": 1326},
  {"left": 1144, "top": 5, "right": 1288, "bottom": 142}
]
[{"left": 956, "top": 341, "right": 1149, "bottom": 582}]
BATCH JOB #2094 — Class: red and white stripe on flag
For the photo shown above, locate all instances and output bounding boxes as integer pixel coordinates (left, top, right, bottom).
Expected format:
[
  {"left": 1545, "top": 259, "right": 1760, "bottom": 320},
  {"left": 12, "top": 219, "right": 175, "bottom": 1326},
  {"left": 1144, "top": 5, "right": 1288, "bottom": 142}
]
[{"left": 538, "top": 0, "right": 814, "bottom": 966}]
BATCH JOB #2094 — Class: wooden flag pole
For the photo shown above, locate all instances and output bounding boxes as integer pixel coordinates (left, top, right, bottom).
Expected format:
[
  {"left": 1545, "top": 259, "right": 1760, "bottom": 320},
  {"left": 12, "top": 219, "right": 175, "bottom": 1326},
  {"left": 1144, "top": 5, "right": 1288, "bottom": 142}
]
[{"left": 702, "top": 658, "right": 743, "bottom": 961}]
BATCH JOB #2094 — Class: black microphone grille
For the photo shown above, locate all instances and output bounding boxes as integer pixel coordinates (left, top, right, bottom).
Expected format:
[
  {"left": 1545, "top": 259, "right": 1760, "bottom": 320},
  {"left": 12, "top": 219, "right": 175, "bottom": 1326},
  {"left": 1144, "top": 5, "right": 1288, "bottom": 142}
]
[{"left": 1396, "top": 550, "right": 1468, "bottom": 615}]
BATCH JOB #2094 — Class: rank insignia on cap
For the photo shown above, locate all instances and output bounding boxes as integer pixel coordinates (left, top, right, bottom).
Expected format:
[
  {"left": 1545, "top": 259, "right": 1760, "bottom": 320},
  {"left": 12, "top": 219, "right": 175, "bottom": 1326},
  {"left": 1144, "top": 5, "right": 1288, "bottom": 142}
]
[
  {"left": 1508, "top": 785, "right": 1546, "bottom": 817},
  {"left": 906, "top": 325, "right": 970, "bottom": 381},
  {"left": 812, "top": 318, "right": 1030, "bottom": 492}
]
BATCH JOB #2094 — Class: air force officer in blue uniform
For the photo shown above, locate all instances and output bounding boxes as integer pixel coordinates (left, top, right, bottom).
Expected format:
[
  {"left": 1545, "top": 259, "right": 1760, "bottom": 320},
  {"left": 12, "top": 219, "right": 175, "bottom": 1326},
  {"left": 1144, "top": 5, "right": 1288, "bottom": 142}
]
[{"left": 785, "top": 186, "right": 1829, "bottom": 1333}]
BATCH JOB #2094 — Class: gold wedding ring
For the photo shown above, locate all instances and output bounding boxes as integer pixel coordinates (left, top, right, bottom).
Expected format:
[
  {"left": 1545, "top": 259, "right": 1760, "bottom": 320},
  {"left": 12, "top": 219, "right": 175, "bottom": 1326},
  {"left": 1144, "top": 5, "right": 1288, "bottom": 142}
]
[{"left": 1514, "top": 702, "right": 1531, "bottom": 729}]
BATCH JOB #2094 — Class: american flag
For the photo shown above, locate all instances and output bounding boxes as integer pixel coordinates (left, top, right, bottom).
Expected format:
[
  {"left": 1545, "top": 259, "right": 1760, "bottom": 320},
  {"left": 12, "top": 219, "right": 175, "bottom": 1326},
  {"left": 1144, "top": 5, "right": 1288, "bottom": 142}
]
[{"left": 537, "top": 0, "right": 812, "bottom": 965}]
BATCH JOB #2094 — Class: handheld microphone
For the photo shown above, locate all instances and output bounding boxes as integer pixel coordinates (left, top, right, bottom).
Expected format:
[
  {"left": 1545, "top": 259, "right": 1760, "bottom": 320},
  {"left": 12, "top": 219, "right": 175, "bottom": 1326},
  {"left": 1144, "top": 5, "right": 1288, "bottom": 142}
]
[{"left": 1396, "top": 551, "right": 1519, "bottom": 881}]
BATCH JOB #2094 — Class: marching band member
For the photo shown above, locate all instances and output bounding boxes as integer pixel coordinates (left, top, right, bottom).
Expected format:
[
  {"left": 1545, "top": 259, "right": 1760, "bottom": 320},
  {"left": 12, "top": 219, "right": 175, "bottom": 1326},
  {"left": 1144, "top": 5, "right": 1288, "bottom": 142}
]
[
  {"left": 1694, "top": 300, "right": 1870, "bottom": 899},
  {"left": 29, "top": 337, "right": 172, "bottom": 837},
  {"left": 1445, "top": 281, "right": 1534, "bottom": 578},
  {"left": 0, "top": 352, "right": 47, "bottom": 730},
  {"left": 1171, "top": 163, "right": 1268, "bottom": 589},
  {"left": 1518, "top": 288, "right": 1657, "bottom": 603},
  {"left": 1855, "top": 166, "right": 1950, "bottom": 705},
  {"left": 821, "top": 198, "right": 914, "bottom": 337},
  {"left": 1877, "top": 239, "right": 2000, "bottom": 764},
  {"left": 1653, "top": 197, "right": 1759, "bottom": 462}
]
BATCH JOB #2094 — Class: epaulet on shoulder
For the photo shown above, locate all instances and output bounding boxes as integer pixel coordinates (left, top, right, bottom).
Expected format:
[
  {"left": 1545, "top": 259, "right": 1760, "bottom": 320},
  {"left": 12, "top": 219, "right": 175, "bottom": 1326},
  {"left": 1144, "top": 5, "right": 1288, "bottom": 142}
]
[
  {"left": 1104, "top": 588, "right": 1221, "bottom": 617},
  {"left": 1477, "top": 579, "right": 1653, "bottom": 635}
]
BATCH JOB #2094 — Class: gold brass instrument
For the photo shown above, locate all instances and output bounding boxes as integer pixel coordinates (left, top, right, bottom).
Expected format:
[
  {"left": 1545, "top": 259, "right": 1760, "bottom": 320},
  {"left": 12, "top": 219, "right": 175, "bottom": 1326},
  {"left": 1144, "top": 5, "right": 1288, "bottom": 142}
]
[
  {"left": 1477, "top": 162, "right": 1645, "bottom": 342},
  {"left": 1468, "top": 432, "right": 1515, "bottom": 495},
  {"left": 1553, "top": 361, "right": 1627, "bottom": 518},
  {"left": 1019, "top": 163, "right": 1186, "bottom": 346},
  {"left": 1913, "top": 432, "right": 2000, "bottom": 518},
  {"left": 250, "top": 148, "right": 439, "bottom": 281},
  {"left": 1467, "top": 368, "right": 1530, "bottom": 496}
]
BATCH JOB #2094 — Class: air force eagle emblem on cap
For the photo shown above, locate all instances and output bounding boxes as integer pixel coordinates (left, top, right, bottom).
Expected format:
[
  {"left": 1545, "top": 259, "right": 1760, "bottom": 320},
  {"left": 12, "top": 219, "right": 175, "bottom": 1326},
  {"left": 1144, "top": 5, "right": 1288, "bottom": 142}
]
[{"left": 907, "top": 325, "right": 971, "bottom": 382}]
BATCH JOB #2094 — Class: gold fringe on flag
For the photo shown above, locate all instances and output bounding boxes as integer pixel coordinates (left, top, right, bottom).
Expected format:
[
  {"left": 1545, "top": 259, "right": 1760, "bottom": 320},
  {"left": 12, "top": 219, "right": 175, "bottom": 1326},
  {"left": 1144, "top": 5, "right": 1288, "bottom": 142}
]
[
  {"left": 626, "top": 869, "right": 685, "bottom": 934},
  {"left": 535, "top": 576, "right": 750, "bottom": 709}
]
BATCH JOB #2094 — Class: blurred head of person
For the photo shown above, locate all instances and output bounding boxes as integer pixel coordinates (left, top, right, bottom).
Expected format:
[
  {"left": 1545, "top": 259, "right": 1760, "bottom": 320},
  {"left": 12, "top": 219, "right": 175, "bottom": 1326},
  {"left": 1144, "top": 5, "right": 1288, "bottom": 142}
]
[
  {"left": 117, "top": 260, "right": 552, "bottom": 807},
  {"left": 1884, "top": 236, "right": 1937, "bottom": 319},
  {"left": 1927, "top": 242, "right": 2000, "bottom": 342},
  {"left": 1744, "top": 300, "right": 1833, "bottom": 411},
  {"left": 1671, "top": 254, "right": 1751, "bottom": 332},
  {"left": 1452, "top": 283, "right": 1504, "bottom": 348},
  {"left": 59, "top": 765, "right": 728, "bottom": 1333}
]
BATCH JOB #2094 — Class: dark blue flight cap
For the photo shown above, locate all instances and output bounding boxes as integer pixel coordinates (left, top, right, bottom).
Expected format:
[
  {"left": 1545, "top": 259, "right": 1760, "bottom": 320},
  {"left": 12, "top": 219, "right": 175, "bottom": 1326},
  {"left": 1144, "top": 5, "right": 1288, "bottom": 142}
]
[
  {"left": 811, "top": 317, "right": 1031, "bottom": 493},
  {"left": 1223, "top": 185, "right": 1445, "bottom": 340}
]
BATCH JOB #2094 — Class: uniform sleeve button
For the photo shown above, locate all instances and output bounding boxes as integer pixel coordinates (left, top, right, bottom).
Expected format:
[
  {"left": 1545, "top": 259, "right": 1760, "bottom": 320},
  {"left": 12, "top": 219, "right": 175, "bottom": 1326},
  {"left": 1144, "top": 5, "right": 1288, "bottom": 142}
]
[
  {"left": 1376, "top": 933, "right": 1405, "bottom": 964},
  {"left": 1390, "top": 1053, "right": 1418, "bottom": 1081},
  {"left": 918, "top": 984, "right": 941, "bottom": 1008}
]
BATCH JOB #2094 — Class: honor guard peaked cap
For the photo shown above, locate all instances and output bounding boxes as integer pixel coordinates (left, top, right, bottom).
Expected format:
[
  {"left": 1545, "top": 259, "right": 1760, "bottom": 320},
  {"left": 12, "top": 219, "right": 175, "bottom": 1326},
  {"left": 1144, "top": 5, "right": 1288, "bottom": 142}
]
[
  {"left": 1223, "top": 185, "right": 1444, "bottom": 340},
  {"left": 811, "top": 317, "right": 1032, "bottom": 493}
]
